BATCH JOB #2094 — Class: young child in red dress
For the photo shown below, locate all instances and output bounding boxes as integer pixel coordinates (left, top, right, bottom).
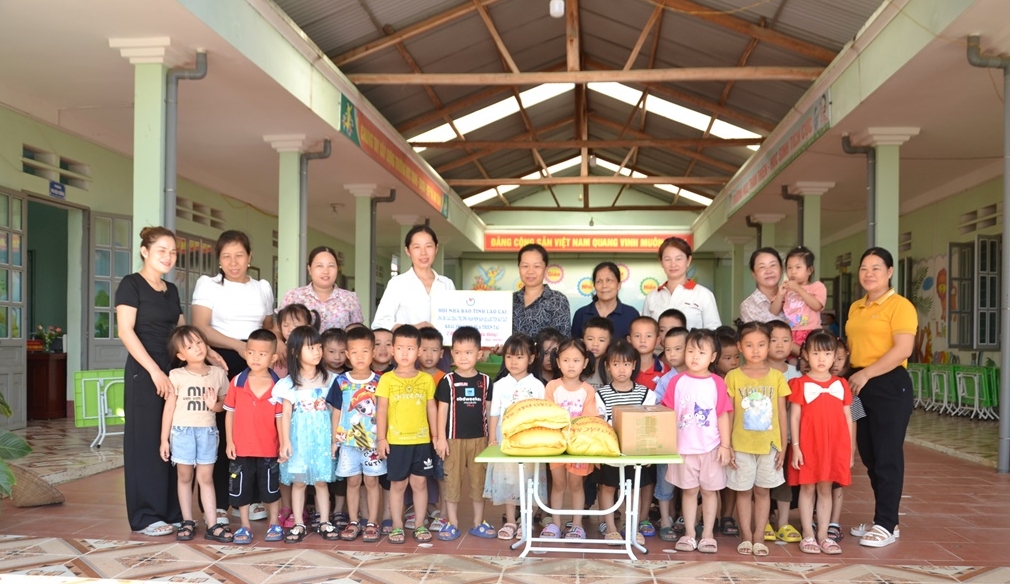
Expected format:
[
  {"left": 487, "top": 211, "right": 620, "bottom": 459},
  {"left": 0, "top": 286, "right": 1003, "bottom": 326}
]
[{"left": 788, "top": 331, "right": 853, "bottom": 555}]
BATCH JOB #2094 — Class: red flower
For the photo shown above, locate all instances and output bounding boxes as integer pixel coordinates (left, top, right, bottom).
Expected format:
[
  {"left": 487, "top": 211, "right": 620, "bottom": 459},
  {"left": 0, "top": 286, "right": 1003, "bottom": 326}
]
[{"left": 684, "top": 279, "right": 697, "bottom": 290}]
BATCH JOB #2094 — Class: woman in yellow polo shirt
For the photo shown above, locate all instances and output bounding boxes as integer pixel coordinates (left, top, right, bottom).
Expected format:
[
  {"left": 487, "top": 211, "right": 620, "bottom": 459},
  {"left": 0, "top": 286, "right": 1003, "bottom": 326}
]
[{"left": 845, "top": 247, "right": 917, "bottom": 549}]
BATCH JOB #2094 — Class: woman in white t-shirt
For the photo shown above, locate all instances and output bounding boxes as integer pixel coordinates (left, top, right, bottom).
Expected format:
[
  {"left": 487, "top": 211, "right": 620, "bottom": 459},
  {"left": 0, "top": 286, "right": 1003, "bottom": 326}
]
[
  {"left": 371, "top": 225, "right": 455, "bottom": 330},
  {"left": 642, "top": 237, "right": 721, "bottom": 330},
  {"left": 191, "top": 230, "right": 275, "bottom": 523}
]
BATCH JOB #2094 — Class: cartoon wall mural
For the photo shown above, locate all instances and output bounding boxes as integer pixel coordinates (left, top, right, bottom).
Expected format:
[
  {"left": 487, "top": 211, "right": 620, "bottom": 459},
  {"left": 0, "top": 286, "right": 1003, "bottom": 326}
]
[
  {"left": 910, "top": 255, "right": 949, "bottom": 364},
  {"left": 473, "top": 265, "right": 505, "bottom": 290}
]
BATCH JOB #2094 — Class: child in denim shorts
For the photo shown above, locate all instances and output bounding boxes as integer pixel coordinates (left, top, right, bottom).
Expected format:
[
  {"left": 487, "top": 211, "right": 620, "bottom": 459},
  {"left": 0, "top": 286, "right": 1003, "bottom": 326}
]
[{"left": 160, "top": 326, "right": 233, "bottom": 543}]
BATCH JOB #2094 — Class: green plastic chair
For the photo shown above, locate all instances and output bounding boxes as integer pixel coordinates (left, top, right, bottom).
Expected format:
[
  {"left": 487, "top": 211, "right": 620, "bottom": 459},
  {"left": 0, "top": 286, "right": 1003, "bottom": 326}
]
[
  {"left": 907, "top": 363, "right": 929, "bottom": 410},
  {"left": 953, "top": 365, "right": 992, "bottom": 419},
  {"left": 986, "top": 367, "right": 1000, "bottom": 419},
  {"left": 927, "top": 364, "right": 957, "bottom": 415},
  {"left": 73, "top": 369, "right": 126, "bottom": 448}
]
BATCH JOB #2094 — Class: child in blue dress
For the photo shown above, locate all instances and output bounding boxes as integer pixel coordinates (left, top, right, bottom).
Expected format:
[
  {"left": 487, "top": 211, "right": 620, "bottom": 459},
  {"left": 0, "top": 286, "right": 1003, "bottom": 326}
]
[{"left": 275, "top": 325, "right": 340, "bottom": 543}]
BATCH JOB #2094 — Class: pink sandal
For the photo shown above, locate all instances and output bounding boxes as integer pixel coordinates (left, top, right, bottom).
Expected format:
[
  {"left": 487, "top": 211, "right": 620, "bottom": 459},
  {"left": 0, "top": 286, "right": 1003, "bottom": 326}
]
[{"left": 278, "top": 507, "right": 295, "bottom": 530}]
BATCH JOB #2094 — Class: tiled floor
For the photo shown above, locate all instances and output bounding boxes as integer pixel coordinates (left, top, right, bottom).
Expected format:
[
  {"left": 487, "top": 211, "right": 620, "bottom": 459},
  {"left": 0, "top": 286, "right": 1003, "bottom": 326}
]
[{"left": 2, "top": 411, "right": 1009, "bottom": 583}]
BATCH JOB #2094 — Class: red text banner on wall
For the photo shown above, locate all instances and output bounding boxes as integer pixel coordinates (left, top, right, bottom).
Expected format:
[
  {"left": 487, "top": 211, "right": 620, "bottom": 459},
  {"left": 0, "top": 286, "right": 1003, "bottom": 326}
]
[
  {"left": 484, "top": 232, "right": 693, "bottom": 253},
  {"left": 340, "top": 96, "right": 449, "bottom": 217}
]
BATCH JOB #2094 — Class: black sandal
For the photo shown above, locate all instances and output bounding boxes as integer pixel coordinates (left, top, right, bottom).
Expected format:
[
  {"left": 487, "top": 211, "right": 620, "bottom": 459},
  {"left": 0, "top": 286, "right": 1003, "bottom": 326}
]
[
  {"left": 204, "top": 522, "right": 233, "bottom": 543},
  {"left": 317, "top": 521, "right": 341, "bottom": 541},
  {"left": 285, "top": 523, "right": 308, "bottom": 544},
  {"left": 720, "top": 516, "right": 739, "bottom": 537},
  {"left": 176, "top": 520, "right": 196, "bottom": 541}
]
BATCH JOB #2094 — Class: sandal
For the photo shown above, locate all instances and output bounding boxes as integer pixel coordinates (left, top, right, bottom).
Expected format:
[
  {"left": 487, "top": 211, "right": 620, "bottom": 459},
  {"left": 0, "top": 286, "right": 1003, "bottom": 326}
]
[
  {"left": 859, "top": 524, "right": 896, "bottom": 548},
  {"left": 265, "top": 524, "right": 284, "bottom": 542},
  {"left": 736, "top": 540, "right": 752, "bottom": 555},
  {"left": 675, "top": 536, "right": 697, "bottom": 552},
  {"left": 233, "top": 526, "right": 253, "bottom": 545},
  {"left": 317, "top": 521, "right": 340, "bottom": 541},
  {"left": 404, "top": 506, "right": 417, "bottom": 530},
  {"left": 469, "top": 521, "right": 497, "bottom": 539},
  {"left": 498, "top": 522, "right": 517, "bottom": 540},
  {"left": 176, "top": 520, "right": 196, "bottom": 541},
  {"left": 752, "top": 542, "right": 770, "bottom": 556},
  {"left": 278, "top": 507, "right": 295, "bottom": 530},
  {"left": 698, "top": 537, "right": 718, "bottom": 553},
  {"left": 776, "top": 524, "right": 802, "bottom": 543},
  {"left": 205, "top": 523, "right": 234, "bottom": 543},
  {"left": 363, "top": 522, "right": 380, "bottom": 543},
  {"left": 800, "top": 536, "right": 821, "bottom": 554},
  {"left": 605, "top": 531, "right": 623, "bottom": 545},
  {"left": 332, "top": 512, "right": 350, "bottom": 530},
  {"left": 284, "top": 523, "right": 308, "bottom": 544},
  {"left": 340, "top": 522, "right": 362, "bottom": 541},
  {"left": 380, "top": 519, "right": 393, "bottom": 535},
  {"left": 249, "top": 503, "right": 268, "bottom": 521},
  {"left": 659, "top": 526, "right": 677, "bottom": 542},
  {"left": 388, "top": 527, "right": 406, "bottom": 544},
  {"left": 215, "top": 509, "right": 230, "bottom": 526},
  {"left": 565, "top": 525, "right": 586, "bottom": 539},
  {"left": 638, "top": 520, "right": 656, "bottom": 537},
  {"left": 820, "top": 538, "right": 842, "bottom": 554},
  {"left": 540, "top": 524, "right": 562, "bottom": 538},
  {"left": 429, "top": 517, "right": 447, "bottom": 532},
  {"left": 413, "top": 526, "right": 432, "bottom": 543},
  {"left": 851, "top": 522, "right": 900, "bottom": 538},
  {"left": 720, "top": 516, "right": 739, "bottom": 536},
  {"left": 438, "top": 523, "right": 462, "bottom": 541},
  {"left": 763, "top": 523, "right": 776, "bottom": 541},
  {"left": 673, "top": 516, "right": 686, "bottom": 536},
  {"left": 139, "top": 521, "right": 175, "bottom": 537},
  {"left": 827, "top": 523, "right": 843, "bottom": 542}
]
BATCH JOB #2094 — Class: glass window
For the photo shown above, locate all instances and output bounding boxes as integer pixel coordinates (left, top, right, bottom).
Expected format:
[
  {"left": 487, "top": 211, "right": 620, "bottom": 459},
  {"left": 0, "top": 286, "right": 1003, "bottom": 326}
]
[
  {"left": 11, "top": 270, "right": 20, "bottom": 303},
  {"left": 94, "top": 312, "right": 110, "bottom": 339},
  {"left": 113, "top": 219, "right": 131, "bottom": 248},
  {"left": 0, "top": 270, "right": 7, "bottom": 302},
  {"left": 11, "top": 307, "right": 21, "bottom": 339},
  {"left": 95, "top": 249, "right": 111, "bottom": 277},
  {"left": 11, "top": 198, "right": 21, "bottom": 231},
  {"left": 11, "top": 234, "right": 21, "bottom": 267},
  {"left": 0, "top": 233, "right": 7, "bottom": 265},
  {"left": 94, "top": 280, "right": 111, "bottom": 308},
  {"left": 95, "top": 217, "right": 111, "bottom": 247},
  {"left": 114, "top": 251, "right": 131, "bottom": 278}
]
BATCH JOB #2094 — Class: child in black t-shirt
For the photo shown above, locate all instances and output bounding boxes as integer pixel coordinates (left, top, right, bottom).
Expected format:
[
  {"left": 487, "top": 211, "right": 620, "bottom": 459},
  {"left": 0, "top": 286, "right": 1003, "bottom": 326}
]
[{"left": 433, "top": 326, "right": 495, "bottom": 541}]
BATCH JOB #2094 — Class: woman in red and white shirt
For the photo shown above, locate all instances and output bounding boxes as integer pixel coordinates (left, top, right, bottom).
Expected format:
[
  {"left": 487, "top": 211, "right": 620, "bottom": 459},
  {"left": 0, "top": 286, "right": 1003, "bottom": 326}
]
[{"left": 642, "top": 237, "right": 721, "bottom": 330}]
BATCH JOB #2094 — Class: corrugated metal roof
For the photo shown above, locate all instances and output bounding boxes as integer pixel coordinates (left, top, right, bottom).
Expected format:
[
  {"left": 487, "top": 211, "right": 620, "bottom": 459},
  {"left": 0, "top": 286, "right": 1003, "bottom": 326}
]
[{"left": 271, "top": 0, "right": 885, "bottom": 209}]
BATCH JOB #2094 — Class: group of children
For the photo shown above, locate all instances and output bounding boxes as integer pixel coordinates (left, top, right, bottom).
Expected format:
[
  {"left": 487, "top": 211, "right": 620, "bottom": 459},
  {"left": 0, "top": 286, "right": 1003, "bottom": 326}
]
[{"left": 157, "top": 244, "right": 860, "bottom": 554}]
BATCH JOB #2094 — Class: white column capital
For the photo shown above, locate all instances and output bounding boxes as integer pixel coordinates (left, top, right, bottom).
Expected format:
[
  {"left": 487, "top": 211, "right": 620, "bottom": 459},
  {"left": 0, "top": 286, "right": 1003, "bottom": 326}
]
[
  {"left": 346, "top": 184, "right": 379, "bottom": 198},
  {"left": 852, "top": 127, "right": 920, "bottom": 147},
  {"left": 791, "top": 181, "right": 836, "bottom": 196},
  {"left": 392, "top": 214, "right": 420, "bottom": 226},
  {"left": 750, "top": 213, "right": 786, "bottom": 224},
  {"left": 263, "top": 134, "right": 307, "bottom": 152},
  {"left": 725, "top": 236, "right": 753, "bottom": 246},
  {"left": 109, "top": 37, "right": 185, "bottom": 66}
]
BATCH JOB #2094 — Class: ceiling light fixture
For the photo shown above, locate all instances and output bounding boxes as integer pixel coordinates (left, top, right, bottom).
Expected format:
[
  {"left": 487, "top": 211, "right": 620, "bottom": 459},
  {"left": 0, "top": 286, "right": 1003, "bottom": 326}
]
[{"left": 549, "top": 0, "right": 565, "bottom": 18}]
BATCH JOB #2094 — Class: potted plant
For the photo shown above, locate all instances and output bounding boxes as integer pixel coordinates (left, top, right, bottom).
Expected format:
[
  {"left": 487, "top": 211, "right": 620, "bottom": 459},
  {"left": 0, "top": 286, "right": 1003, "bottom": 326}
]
[
  {"left": 35, "top": 325, "right": 64, "bottom": 353},
  {"left": 0, "top": 391, "right": 32, "bottom": 507}
]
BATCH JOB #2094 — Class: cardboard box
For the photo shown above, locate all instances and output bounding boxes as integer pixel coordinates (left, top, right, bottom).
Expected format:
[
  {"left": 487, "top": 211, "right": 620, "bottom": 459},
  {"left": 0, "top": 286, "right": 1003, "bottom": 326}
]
[{"left": 612, "top": 405, "right": 678, "bottom": 456}]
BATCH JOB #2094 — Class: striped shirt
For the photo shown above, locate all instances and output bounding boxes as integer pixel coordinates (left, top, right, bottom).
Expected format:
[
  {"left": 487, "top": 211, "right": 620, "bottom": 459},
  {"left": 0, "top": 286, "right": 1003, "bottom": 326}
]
[
  {"left": 596, "top": 383, "right": 657, "bottom": 423},
  {"left": 435, "top": 372, "right": 492, "bottom": 439}
]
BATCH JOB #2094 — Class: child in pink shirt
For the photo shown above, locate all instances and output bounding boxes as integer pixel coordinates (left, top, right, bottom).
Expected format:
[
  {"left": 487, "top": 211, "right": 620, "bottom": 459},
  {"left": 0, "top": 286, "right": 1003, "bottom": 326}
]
[{"left": 661, "top": 329, "right": 733, "bottom": 554}]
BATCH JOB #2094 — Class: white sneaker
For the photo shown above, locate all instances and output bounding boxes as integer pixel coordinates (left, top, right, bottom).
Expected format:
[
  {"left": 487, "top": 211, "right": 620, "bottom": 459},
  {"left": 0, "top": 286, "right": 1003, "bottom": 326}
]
[
  {"left": 850, "top": 522, "right": 899, "bottom": 538},
  {"left": 248, "top": 504, "right": 268, "bottom": 521}
]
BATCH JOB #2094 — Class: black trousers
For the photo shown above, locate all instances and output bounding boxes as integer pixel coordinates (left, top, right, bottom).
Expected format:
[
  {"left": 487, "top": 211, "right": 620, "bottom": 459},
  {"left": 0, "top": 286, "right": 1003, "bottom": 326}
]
[
  {"left": 209, "top": 348, "right": 248, "bottom": 511},
  {"left": 855, "top": 366, "right": 913, "bottom": 533}
]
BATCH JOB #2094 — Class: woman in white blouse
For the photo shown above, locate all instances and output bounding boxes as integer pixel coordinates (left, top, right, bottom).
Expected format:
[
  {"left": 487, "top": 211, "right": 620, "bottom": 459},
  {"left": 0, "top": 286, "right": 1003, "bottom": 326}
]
[
  {"left": 191, "top": 230, "right": 274, "bottom": 523},
  {"left": 642, "top": 236, "right": 721, "bottom": 330},
  {"left": 371, "top": 225, "right": 455, "bottom": 330}
]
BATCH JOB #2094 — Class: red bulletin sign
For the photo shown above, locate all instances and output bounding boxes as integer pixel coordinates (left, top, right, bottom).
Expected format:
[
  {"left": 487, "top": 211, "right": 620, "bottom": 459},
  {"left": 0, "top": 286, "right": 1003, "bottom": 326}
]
[
  {"left": 484, "top": 232, "right": 693, "bottom": 253},
  {"left": 355, "top": 110, "right": 448, "bottom": 216}
]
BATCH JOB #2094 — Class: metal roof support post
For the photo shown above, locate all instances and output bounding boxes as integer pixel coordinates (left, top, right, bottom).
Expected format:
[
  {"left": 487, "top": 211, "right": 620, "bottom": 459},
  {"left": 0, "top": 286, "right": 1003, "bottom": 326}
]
[
  {"left": 966, "top": 34, "right": 1010, "bottom": 473},
  {"left": 165, "top": 51, "right": 207, "bottom": 235},
  {"left": 781, "top": 185, "right": 803, "bottom": 245},
  {"left": 299, "top": 140, "right": 332, "bottom": 285}
]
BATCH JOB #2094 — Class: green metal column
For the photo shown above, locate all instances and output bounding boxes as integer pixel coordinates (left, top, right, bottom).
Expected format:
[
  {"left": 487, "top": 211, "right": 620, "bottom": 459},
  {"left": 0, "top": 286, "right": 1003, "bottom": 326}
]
[
  {"left": 727, "top": 236, "right": 751, "bottom": 316},
  {"left": 874, "top": 144, "right": 901, "bottom": 257},
  {"left": 803, "top": 195, "right": 823, "bottom": 277},
  {"left": 131, "top": 62, "right": 168, "bottom": 244},
  {"left": 276, "top": 151, "right": 302, "bottom": 295}
]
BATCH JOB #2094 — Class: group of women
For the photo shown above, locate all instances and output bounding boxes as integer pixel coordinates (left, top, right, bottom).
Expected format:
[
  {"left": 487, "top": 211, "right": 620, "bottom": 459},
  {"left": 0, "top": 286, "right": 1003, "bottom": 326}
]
[{"left": 118, "top": 226, "right": 914, "bottom": 547}]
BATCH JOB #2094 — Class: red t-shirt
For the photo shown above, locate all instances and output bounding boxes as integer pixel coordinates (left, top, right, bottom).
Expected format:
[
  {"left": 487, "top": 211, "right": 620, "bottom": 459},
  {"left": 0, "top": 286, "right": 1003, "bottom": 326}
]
[
  {"left": 635, "top": 359, "right": 667, "bottom": 391},
  {"left": 223, "top": 368, "right": 282, "bottom": 458}
]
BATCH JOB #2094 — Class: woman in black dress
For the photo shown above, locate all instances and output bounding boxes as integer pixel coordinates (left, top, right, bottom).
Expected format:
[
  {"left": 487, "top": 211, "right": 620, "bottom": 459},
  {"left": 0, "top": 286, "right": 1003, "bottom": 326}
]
[{"left": 115, "top": 226, "right": 224, "bottom": 535}]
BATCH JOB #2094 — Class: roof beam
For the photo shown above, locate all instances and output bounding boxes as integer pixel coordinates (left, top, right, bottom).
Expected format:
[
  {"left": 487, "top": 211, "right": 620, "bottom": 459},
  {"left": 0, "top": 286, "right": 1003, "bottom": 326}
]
[
  {"left": 583, "top": 57, "right": 777, "bottom": 132},
  {"left": 475, "top": 205, "right": 702, "bottom": 212},
  {"left": 411, "top": 137, "right": 762, "bottom": 149},
  {"left": 473, "top": 0, "right": 520, "bottom": 73},
  {"left": 651, "top": 0, "right": 836, "bottom": 63},
  {"left": 590, "top": 114, "right": 741, "bottom": 173},
  {"left": 331, "top": 0, "right": 506, "bottom": 66},
  {"left": 566, "top": 0, "right": 581, "bottom": 72},
  {"left": 448, "top": 176, "right": 728, "bottom": 187},
  {"left": 347, "top": 66, "right": 822, "bottom": 85},
  {"left": 433, "top": 117, "right": 574, "bottom": 174}
]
